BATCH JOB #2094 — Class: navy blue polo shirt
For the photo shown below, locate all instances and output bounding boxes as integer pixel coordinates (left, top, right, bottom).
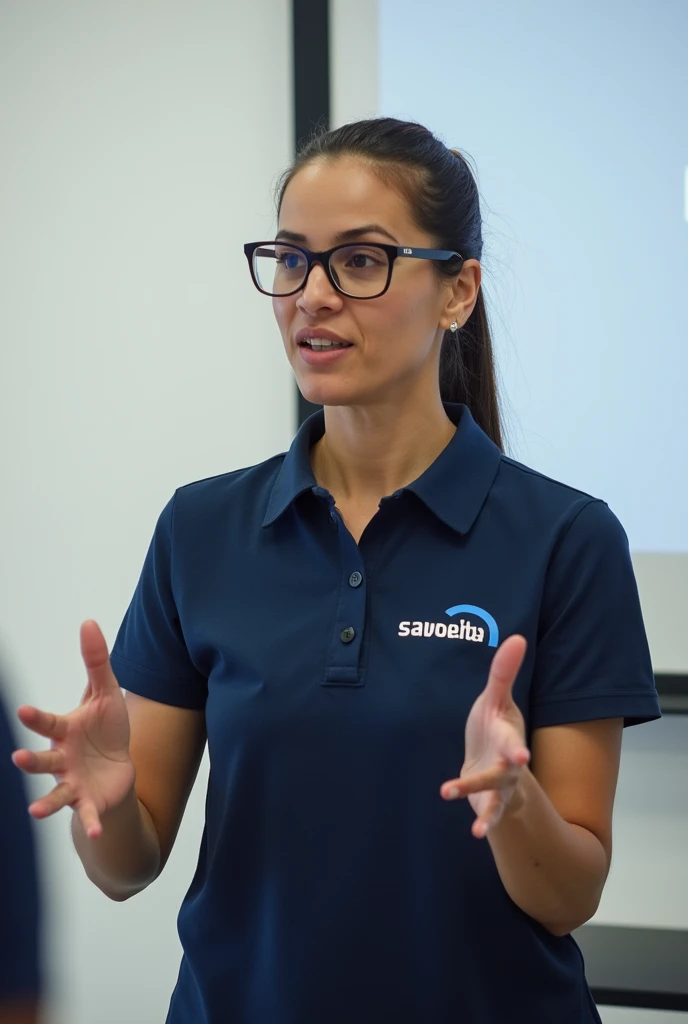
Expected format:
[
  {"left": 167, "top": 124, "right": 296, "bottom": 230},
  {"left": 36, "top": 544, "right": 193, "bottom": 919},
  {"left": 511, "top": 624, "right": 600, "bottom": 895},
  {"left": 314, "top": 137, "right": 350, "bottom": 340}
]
[{"left": 110, "top": 402, "right": 661, "bottom": 1024}]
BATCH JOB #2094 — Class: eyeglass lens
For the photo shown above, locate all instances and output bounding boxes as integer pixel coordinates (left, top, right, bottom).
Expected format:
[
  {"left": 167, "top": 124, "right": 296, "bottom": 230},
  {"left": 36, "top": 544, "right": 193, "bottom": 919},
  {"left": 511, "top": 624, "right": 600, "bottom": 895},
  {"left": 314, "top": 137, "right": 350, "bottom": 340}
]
[{"left": 253, "top": 244, "right": 390, "bottom": 297}]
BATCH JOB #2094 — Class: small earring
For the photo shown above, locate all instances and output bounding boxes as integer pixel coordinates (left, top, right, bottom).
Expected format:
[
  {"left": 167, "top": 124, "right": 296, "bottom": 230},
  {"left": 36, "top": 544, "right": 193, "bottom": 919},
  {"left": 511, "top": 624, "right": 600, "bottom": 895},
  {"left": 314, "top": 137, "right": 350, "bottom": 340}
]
[{"left": 450, "top": 320, "right": 459, "bottom": 333}]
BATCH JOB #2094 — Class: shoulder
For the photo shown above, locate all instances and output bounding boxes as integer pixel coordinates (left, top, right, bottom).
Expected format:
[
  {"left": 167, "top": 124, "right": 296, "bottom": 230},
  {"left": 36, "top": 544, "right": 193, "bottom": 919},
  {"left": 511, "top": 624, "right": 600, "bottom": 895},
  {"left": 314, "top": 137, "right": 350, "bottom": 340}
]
[
  {"left": 176, "top": 450, "right": 286, "bottom": 501},
  {"left": 498, "top": 453, "right": 598, "bottom": 507},
  {"left": 170, "top": 451, "right": 288, "bottom": 525},
  {"left": 493, "top": 454, "right": 625, "bottom": 543}
]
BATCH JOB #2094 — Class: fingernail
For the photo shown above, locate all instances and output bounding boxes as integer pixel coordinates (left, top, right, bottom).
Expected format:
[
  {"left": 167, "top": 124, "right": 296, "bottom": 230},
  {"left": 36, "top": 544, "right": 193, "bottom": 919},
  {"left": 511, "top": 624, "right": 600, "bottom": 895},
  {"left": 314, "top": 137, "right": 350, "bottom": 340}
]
[{"left": 447, "top": 786, "right": 460, "bottom": 800}]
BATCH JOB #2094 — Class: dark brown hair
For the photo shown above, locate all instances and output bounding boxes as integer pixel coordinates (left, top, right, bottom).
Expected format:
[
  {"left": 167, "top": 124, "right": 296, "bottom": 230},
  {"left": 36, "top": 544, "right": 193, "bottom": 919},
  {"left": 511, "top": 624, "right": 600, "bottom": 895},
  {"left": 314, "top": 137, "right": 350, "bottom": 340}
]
[{"left": 275, "top": 117, "right": 503, "bottom": 450}]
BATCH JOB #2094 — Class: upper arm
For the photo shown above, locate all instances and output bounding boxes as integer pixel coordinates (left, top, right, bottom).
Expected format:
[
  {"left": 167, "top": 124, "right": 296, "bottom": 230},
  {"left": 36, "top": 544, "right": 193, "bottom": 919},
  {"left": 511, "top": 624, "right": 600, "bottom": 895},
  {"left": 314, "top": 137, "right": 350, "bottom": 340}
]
[
  {"left": 125, "top": 690, "right": 207, "bottom": 875},
  {"left": 530, "top": 717, "right": 624, "bottom": 869}
]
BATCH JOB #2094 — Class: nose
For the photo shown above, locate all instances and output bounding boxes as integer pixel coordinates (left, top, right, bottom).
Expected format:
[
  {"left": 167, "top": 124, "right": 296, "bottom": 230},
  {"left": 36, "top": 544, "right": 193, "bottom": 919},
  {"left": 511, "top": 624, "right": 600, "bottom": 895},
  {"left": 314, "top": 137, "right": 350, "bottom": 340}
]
[{"left": 296, "top": 259, "right": 343, "bottom": 315}]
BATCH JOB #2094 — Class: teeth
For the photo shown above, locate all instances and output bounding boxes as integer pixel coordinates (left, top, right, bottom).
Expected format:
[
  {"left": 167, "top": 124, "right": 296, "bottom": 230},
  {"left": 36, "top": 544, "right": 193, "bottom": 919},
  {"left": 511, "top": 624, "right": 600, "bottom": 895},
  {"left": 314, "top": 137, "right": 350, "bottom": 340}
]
[{"left": 303, "top": 338, "right": 348, "bottom": 350}]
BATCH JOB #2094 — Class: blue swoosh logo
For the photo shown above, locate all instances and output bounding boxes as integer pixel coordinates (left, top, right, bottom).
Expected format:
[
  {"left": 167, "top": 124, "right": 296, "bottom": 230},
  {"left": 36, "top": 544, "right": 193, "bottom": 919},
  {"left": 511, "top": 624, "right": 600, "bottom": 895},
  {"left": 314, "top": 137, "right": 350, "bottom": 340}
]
[{"left": 444, "top": 605, "right": 499, "bottom": 647}]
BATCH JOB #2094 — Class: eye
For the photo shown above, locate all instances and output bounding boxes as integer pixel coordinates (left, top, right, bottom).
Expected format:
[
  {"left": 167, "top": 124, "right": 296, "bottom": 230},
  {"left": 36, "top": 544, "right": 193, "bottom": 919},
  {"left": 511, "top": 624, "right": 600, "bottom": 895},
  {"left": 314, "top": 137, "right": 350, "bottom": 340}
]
[
  {"left": 343, "top": 248, "right": 385, "bottom": 269},
  {"left": 276, "top": 250, "right": 305, "bottom": 271}
]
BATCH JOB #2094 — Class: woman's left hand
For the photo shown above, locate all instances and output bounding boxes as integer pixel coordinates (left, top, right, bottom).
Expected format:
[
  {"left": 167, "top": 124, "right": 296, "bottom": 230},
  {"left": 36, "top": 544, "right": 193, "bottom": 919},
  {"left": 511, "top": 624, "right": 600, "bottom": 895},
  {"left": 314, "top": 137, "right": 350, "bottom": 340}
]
[{"left": 440, "top": 634, "right": 531, "bottom": 838}]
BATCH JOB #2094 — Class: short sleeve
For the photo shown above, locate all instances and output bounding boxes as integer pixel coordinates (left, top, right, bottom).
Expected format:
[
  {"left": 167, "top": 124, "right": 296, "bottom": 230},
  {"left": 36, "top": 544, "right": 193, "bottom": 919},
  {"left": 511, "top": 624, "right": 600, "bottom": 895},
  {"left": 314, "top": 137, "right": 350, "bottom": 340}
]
[
  {"left": 0, "top": 683, "right": 43, "bottom": 1001},
  {"left": 110, "top": 492, "right": 208, "bottom": 709},
  {"left": 530, "top": 499, "right": 661, "bottom": 730}
]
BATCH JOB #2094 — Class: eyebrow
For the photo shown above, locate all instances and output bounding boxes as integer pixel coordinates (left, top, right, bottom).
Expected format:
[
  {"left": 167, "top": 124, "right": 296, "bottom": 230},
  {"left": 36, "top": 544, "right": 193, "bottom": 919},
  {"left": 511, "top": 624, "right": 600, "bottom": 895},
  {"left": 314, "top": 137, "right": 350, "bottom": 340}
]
[{"left": 275, "top": 224, "right": 399, "bottom": 245}]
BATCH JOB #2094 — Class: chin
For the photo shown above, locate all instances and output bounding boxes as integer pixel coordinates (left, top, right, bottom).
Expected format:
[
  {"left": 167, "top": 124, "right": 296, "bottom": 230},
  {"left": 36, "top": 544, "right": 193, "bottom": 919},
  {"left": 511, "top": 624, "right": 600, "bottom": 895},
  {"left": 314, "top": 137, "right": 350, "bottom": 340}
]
[
  {"left": 299, "top": 388, "right": 354, "bottom": 409},
  {"left": 296, "top": 377, "right": 364, "bottom": 409}
]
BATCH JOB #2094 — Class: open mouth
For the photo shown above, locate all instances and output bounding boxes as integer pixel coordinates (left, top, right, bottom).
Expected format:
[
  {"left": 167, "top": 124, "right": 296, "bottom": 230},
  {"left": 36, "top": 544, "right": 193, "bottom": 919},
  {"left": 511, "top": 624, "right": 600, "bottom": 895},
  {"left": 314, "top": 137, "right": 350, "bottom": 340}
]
[{"left": 298, "top": 339, "right": 353, "bottom": 351}]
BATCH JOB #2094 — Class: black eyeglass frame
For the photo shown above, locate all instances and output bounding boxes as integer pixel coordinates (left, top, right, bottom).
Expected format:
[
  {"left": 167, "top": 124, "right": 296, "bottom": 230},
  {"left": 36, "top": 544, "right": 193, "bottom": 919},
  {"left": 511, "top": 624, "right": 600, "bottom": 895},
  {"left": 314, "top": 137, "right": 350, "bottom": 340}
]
[{"left": 243, "top": 240, "right": 465, "bottom": 299}]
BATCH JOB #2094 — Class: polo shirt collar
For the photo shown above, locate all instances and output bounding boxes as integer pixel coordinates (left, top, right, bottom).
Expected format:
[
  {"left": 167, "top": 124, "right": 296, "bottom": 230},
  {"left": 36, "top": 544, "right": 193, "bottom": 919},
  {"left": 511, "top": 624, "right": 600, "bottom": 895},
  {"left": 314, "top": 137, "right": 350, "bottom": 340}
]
[{"left": 262, "top": 402, "right": 503, "bottom": 536}]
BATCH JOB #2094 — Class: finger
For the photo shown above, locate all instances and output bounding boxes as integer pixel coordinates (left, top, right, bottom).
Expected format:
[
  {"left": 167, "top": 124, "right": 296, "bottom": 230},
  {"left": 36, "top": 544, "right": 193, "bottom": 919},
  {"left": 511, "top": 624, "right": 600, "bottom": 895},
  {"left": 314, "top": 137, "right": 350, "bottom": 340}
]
[
  {"left": 80, "top": 619, "right": 119, "bottom": 698},
  {"left": 77, "top": 798, "right": 102, "bottom": 839},
  {"left": 485, "top": 716, "right": 531, "bottom": 767},
  {"left": 28, "top": 781, "right": 74, "bottom": 819},
  {"left": 484, "top": 634, "right": 528, "bottom": 708},
  {"left": 16, "top": 705, "right": 68, "bottom": 742},
  {"left": 11, "top": 747, "right": 66, "bottom": 776},
  {"left": 442, "top": 762, "right": 522, "bottom": 799},
  {"left": 498, "top": 738, "right": 531, "bottom": 769},
  {"left": 473, "top": 791, "right": 505, "bottom": 838},
  {"left": 507, "top": 745, "right": 531, "bottom": 767}
]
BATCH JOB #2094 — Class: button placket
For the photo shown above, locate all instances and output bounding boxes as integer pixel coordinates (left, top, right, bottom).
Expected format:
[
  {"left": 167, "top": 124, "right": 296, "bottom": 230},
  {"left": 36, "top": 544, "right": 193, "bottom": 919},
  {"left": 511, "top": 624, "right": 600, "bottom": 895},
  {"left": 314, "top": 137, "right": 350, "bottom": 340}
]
[{"left": 321, "top": 501, "right": 367, "bottom": 684}]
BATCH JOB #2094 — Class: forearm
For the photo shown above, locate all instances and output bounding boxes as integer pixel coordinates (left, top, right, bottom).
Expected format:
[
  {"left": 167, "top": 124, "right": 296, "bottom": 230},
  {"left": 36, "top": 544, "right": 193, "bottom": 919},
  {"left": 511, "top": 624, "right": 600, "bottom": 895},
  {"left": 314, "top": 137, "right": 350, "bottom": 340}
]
[
  {"left": 71, "top": 785, "right": 161, "bottom": 901},
  {"left": 487, "top": 766, "right": 609, "bottom": 936}
]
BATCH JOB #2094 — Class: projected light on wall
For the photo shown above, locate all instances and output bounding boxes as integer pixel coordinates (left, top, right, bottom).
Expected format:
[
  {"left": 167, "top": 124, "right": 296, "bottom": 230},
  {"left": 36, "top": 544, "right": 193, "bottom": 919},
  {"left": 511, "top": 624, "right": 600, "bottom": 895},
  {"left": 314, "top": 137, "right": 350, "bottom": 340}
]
[{"left": 379, "top": 0, "right": 688, "bottom": 555}]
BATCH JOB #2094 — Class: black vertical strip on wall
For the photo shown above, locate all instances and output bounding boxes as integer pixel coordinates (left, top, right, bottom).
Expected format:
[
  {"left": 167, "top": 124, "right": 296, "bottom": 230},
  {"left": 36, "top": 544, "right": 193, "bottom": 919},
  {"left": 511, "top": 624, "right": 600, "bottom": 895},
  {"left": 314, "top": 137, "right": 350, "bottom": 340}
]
[{"left": 292, "top": 0, "right": 330, "bottom": 426}]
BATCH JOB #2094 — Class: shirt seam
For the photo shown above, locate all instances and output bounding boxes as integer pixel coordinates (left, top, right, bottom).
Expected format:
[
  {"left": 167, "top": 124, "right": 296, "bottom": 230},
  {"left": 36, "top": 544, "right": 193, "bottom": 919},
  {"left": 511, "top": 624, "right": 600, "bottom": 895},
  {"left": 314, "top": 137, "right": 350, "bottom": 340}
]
[
  {"left": 174, "top": 453, "right": 286, "bottom": 494},
  {"left": 553, "top": 497, "right": 606, "bottom": 552},
  {"left": 537, "top": 500, "right": 607, "bottom": 610},
  {"left": 170, "top": 490, "right": 202, "bottom": 672},
  {"left": 500, "top": 456, "right": 600, "bottom": 502},
  {"left": 170, "top": 488, "right": 179, "bottom": 596}
]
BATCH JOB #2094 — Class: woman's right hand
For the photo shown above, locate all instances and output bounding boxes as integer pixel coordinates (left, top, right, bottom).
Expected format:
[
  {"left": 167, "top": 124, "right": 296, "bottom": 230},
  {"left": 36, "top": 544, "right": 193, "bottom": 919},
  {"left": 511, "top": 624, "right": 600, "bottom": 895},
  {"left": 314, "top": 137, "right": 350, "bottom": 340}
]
[{"left": 11, "top": 620, "right": 136, "bottom": 839}]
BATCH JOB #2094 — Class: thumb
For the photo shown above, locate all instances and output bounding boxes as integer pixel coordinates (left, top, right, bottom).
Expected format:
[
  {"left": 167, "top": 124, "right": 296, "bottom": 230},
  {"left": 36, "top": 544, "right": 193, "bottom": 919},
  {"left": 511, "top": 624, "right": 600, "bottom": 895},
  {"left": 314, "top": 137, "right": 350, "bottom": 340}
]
[
  {"left": 79, "top": 620, "right": 118, "bottom": 699},
  {"left": 484, "top": 634, "right": 528, "bottom": 708}
]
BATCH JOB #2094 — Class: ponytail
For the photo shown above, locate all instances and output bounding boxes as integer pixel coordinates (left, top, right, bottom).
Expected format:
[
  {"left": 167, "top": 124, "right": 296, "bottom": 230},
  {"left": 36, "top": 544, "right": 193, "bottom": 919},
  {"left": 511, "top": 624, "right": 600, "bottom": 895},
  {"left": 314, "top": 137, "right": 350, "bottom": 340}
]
[{"left": 440, "top": 288, "right": 502, "bottom": 449}]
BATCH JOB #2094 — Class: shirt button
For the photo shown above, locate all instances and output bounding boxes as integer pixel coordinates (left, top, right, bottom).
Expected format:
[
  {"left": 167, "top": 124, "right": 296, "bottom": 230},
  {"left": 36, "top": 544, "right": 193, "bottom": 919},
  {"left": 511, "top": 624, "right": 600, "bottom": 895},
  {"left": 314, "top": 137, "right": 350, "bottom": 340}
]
[
  {"left": 348, "top": 571, "right": 363, "bottom": 588},
  {"left": 340, "top": 627, "right": 355, "bottom": 644}
]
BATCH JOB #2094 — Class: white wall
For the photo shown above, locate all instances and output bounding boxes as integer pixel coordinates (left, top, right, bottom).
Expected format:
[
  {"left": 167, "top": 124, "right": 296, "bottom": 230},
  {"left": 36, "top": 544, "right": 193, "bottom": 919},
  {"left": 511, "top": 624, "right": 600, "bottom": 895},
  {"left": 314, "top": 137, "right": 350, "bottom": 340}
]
[
  {"left": 632, "top": 554, "right": 688, "bottom": 674},
  {"left": 0, "top": 3, "right": 293, "bottom": 1022}
]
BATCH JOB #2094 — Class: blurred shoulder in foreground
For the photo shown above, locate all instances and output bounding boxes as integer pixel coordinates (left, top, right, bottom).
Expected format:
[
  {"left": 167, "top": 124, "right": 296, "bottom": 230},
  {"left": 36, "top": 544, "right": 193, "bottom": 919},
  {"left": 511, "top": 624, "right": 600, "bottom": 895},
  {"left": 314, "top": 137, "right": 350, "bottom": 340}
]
[{"left": 0, "top": 673, "right": 43, "bottom": 1024}]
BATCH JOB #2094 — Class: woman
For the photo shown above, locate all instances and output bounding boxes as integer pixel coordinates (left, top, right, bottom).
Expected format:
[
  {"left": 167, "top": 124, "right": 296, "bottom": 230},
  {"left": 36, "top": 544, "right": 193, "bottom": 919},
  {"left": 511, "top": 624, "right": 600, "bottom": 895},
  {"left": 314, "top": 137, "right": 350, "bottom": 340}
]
[{"left": 12, "top": 117, "right": 661, "bottom": 1023}]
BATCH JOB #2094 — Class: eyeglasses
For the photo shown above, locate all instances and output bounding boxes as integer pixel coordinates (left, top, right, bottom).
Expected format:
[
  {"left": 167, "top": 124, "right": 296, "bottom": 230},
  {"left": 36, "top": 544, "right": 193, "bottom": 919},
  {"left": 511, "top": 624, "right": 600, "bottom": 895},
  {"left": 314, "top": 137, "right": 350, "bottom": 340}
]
[{"left": 243, "top": 241, "right": 464, "bottom": 299}]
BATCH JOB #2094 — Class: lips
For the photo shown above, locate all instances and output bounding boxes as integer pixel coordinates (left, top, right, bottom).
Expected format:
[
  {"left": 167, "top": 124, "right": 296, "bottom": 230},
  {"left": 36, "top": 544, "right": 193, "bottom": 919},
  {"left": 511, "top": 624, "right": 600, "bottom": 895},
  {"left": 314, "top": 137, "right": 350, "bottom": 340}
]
[
  {"left": 297, "top": 341, "right": 354, "bottom": 366},
  {"left": 295, "top": 327, "right": 353, "bottom": 347}
]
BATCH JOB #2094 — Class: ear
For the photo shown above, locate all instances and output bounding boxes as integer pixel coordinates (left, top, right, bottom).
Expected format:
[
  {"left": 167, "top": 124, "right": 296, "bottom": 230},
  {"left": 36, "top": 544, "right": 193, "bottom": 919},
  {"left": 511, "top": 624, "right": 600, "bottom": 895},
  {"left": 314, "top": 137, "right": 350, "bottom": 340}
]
[{"left": 440, "top": 259, "right": 482, "bottom": 330}]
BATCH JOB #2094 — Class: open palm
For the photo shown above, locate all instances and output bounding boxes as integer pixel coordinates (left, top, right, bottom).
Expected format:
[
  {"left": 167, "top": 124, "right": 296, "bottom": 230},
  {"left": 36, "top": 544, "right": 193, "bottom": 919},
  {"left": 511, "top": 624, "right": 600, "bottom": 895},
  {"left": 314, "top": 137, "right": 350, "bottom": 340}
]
[
  {"left": 441, "top": 635, "right": 531, "bottom": 838},
  {"left": 12, "top": 620, "right": 135, "bottom": 838}
]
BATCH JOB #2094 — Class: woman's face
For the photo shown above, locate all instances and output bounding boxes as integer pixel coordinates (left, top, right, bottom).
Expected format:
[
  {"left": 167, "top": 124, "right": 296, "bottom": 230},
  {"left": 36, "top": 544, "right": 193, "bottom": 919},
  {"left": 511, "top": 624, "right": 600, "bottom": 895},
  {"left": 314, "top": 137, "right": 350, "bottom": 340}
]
[{"left": 272, "top": 157, "right": 479, "bottom": 410}]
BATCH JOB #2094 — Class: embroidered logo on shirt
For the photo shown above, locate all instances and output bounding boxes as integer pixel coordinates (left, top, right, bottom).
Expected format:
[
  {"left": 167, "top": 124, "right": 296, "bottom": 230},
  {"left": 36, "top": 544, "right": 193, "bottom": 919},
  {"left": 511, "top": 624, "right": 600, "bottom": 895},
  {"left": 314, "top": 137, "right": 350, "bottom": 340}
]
[{"left": 397, "top": 605, "right": 499, "bottom": 647}]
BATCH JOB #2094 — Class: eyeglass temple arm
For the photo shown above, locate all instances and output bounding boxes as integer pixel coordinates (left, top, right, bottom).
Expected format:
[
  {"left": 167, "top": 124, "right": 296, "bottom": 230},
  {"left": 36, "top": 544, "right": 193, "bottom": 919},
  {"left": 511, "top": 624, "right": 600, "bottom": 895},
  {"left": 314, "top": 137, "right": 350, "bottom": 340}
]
[{"left": 397, "top": 247, "right": 463, "bottom": 261}]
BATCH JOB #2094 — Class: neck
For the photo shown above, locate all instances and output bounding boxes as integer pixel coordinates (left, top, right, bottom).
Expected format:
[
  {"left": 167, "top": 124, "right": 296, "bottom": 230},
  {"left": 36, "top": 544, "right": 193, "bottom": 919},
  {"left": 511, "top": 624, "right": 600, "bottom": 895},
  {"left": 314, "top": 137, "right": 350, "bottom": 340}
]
[{"left": 310, "top": 397, "right": 456, "bottom": 506}]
